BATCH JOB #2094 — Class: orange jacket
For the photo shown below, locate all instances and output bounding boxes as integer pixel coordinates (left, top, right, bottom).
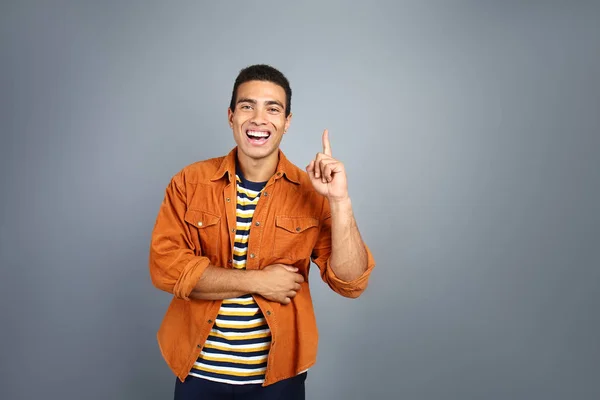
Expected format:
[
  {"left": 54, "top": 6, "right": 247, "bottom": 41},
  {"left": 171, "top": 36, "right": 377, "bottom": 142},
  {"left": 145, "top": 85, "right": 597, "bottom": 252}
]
[{"left": 149, "top": 147, "right": 376, "bottom": 386}]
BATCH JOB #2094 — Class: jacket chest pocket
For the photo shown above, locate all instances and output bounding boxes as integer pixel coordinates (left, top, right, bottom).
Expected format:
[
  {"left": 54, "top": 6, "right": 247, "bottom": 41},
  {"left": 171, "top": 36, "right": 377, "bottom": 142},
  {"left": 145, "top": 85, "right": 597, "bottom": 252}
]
[
  {"left": 184, "top": 209, "right": 221, "bottom": 257},
  {"left": 272, "top": 216, "right": 319, "bottom": 260}
]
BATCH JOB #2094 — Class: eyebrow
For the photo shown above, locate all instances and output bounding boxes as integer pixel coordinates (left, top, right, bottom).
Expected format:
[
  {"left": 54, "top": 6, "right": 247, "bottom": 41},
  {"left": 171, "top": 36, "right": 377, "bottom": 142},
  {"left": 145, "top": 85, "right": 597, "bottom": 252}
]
[{"left": 237, "top": 98, "right": 285, "bottom": 109}]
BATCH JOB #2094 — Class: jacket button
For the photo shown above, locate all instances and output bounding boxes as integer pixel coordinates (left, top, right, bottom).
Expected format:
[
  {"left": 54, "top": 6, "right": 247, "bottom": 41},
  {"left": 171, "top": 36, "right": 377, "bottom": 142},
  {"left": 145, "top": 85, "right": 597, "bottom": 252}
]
[
  {"left": 198, "top": 222, "right": 203, "bottom": 227},
  {"left": 255, "top": 221, "right": 260, "bottom": 226},
  {"left": 264, "top": 192, "right": 268, "bottom": 197},
  {"left": 226, "top": 197, "right": 231, "bottom": 202},
  {"left": 266, "top": 311, "right": 271, "bottom": 316},
  {"left": 231, "top": 228, "right": 236, "bottom": 233},
  {"left": 250, "top": 253, "right": 255, "bottom": 259},
  {"left": 296, "top": 227, "right": 301, "bottom": 232},
  {"left": 208, "top": 319, "right": 213, "bottom": 323}
]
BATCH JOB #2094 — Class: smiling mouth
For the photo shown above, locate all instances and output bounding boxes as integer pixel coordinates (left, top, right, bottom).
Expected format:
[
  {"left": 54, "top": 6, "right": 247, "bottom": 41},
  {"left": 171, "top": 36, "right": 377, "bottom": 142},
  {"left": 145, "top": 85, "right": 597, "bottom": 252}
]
[
  {"left": 245, "top": 130, "right": 271, "bottom": 146},
  {"left": 246, "top": 129, "right": 271, "bottom": 140}
]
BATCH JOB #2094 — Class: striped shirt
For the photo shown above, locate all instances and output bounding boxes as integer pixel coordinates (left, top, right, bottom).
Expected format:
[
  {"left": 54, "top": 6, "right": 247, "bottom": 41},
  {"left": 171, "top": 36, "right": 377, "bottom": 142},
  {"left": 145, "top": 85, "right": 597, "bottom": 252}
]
[{"left": 189, "top": 173, "right": 271, "bottom": 385}]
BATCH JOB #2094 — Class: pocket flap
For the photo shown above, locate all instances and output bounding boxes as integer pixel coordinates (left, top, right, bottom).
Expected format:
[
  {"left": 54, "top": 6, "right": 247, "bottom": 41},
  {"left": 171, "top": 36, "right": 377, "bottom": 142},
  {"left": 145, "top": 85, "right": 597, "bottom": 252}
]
[
  {"left": 185, "top": 209, "right": 220, "bottom": 228},
  {"left": 275, "top": 216, "right": 319, "bottom": 234}
]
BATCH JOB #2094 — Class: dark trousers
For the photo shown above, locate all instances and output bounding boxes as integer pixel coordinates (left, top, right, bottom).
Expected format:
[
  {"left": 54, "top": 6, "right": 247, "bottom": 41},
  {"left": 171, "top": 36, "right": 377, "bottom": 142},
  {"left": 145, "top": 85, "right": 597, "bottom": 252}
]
[{"left": 174, "top": 373, "right": 307, "bottom": 400}]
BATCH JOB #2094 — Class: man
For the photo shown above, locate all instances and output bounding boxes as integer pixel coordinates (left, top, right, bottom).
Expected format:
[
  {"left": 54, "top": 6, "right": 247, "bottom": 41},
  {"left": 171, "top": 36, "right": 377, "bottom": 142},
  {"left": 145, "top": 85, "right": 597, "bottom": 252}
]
[{"left": 149, "top": 64, "right": 376, "bottom": 399}]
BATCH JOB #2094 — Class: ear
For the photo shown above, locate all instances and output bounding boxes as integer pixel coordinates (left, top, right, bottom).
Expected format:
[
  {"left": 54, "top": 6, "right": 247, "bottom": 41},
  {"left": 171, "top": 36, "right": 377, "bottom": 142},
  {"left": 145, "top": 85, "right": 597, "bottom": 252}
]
[
  {"left": 227, "top": 108, "right": 234, "bottom": 128},
  {"left": 284, "top": 112, "right": 293, "bottom": 133}
]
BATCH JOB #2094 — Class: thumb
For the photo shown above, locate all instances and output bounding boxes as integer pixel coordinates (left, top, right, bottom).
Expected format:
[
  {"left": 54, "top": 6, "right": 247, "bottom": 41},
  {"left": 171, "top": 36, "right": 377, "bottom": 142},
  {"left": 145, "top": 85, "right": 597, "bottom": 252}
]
[{"left": 281, "top": 265, "right": 298, "bottom": 272}]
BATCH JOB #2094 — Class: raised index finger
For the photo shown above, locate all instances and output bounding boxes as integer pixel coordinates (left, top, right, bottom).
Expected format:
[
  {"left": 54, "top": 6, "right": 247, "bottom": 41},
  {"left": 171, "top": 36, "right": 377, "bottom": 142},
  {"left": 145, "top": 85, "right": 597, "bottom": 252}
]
[{"left": 322, "top": 129, "right": 332, "bottom": 156}]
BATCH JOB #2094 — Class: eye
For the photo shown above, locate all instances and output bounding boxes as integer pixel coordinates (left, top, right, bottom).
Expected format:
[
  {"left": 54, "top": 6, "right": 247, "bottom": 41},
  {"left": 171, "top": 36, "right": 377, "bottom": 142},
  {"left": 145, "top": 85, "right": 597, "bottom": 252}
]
[
  {"left": 268, "top": 107, "right": 281, "bottom": 114},
  {"left": 240, "top": 104, "right": 253, "bottom": 110}
]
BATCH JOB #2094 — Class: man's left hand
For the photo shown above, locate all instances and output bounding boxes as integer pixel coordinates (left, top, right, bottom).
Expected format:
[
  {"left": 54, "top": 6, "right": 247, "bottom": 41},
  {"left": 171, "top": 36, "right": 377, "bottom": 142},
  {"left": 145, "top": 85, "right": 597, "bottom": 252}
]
[{"left": 306, "top": 129, "right": 349, "bottom": 203}]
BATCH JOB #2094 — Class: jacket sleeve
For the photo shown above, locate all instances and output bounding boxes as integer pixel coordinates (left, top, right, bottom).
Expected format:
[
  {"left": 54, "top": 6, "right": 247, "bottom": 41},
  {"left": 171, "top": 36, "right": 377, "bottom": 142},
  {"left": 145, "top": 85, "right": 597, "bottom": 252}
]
[
  {"left": 310, "top": 198, "right": 376, "bottom": 298},
  {"left": 149, "top": 172, "right": 211, "bottom": 300}
]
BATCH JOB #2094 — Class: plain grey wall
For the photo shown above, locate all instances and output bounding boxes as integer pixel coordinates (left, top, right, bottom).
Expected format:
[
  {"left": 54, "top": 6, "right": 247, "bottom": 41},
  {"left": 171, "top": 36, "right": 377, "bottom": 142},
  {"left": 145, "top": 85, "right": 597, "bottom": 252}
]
[{"left": 1, "top": 1, "right": 599, "bottom": 399}]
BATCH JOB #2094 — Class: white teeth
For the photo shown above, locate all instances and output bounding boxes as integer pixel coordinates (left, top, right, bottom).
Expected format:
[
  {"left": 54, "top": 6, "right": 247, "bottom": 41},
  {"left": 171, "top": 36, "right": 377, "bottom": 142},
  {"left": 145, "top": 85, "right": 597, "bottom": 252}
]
[{"left": 247, "top": 130, "right": 269, "bottom": 138}]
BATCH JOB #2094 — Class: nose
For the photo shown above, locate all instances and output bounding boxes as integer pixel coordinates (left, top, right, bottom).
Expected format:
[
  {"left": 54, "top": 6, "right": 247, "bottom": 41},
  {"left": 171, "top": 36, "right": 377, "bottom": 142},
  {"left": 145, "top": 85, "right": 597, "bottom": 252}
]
[{"left": 250, "top": 107, "right": 268, "bottom": 125}]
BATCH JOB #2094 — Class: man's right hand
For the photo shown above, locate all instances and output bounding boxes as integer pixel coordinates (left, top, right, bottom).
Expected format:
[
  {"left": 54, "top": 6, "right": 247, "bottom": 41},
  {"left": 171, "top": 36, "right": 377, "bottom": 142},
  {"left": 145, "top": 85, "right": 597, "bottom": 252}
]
[{"left": 254, "top": 264, "right": 305, "bottom": 304}]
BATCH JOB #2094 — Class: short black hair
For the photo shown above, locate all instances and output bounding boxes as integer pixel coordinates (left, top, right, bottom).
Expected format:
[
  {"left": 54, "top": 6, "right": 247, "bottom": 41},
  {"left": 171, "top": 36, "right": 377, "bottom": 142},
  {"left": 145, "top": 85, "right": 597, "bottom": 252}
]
[{"left": 229, "top": 64, "right": 292, "bottom": 117}]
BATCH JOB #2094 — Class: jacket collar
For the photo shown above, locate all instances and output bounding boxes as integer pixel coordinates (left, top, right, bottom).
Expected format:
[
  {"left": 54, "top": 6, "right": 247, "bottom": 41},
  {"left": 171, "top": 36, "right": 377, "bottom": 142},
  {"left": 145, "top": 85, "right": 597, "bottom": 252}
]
[{"left": 210, "top": 147, "right": 301, "bottom": 185}]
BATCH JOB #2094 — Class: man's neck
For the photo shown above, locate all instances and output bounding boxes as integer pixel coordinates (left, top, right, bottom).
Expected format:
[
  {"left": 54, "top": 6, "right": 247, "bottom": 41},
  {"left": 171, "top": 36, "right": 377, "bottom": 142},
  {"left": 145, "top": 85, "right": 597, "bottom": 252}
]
[{"left": 236, "top": 152, "right": 279, "bottom": 182}]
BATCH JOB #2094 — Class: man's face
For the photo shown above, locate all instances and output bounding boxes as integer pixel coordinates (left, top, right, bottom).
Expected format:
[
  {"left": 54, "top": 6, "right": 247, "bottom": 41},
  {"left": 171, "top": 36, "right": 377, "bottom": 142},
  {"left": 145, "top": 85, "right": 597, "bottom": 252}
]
[{"left": 228, "top": 80, "right": 291, "bottom": 163}]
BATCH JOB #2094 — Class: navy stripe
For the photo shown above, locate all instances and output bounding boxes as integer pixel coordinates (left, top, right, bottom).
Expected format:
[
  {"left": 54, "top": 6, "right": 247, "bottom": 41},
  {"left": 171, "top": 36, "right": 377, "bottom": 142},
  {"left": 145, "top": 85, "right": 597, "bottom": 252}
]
[
  {"left": 236, "top": 204, "right": 258, "bottom": 212},
  {"left": 202, "top": 346, "right": 270, "bottom": 358},
  {"left": 212, "top": 324, "right": 269, "bottom": 334},
  {"left": 191, "top": 369, "right": 265, "bottom": 381},
  {"left": 216, "top": 313, "right": 264, "bottom": 322},
  {"left": 233, "top": 254, "right": 248, "bottom": 262},
  {"left": 220, "top": 302, "right": 258, "bottom": 309},
  {"left": 236, "top": 216, "right": 253, "bottom": 224},
  {"left": 197, "top": 358, "right": 268, "bottom": 369},
  {"left": 238, "top": 179, "right": 267, "bottom": 192},
  {"left": 221, "top": 303, "right": 258, "bottom": 309}
]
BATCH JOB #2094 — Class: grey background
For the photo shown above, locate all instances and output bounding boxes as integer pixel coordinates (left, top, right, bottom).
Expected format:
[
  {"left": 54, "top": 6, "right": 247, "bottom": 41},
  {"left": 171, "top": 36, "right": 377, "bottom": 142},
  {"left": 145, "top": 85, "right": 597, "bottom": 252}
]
[{"left": 1, "top": 1, "right": 599, "bottom": 399}]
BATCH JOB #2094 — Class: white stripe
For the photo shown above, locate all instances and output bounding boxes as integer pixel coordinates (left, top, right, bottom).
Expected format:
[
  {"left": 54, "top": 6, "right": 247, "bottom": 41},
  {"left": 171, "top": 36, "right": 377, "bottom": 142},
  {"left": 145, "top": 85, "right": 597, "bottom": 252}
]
[
  {"left": 237, "top": 222, "right": 251, "bottom": 229},
  {"left": 224, "top": 296, "right": 254, "bottom": 302},
  {"left": 234, "top": 234, "right": 249, "bottom": 241},
  {"left": 237, "top": 196, "right": 259, "bottom": 205},
  {"left": 204, "top": 340, "right": 269, "bottom": 350},
  {"left": 232, "top": 259, "right": 246, "bottom": 267},
  {"left": 233, "top": 245, "right": 248, "bottom": 253},
  {"left": 215, "top": 317, "right": 265, "bottom": 326},
  {"left": 211, "top": 328, "right": 268, "bottom": 337},
  {"left": 188, "top": 372, "right": 264, "bottom": 385}
]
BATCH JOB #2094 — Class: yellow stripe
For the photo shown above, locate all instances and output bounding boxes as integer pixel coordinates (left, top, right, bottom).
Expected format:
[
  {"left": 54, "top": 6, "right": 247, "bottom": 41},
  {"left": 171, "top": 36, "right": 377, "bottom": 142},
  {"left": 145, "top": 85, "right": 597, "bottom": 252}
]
[
  {"left": 202, "top": 343, "right": 271, "bottom": 353},
  {"left": 234, "top": 236, "right": 249, "bottom": 244},
  {"left": 237, "top": 198, "right": 259, "bottom": 206},
  {"left": 218, "top": 309, "right": 258, "bottom": 317},
  {"left": 191, "top": 364, "right": 266, "bottom": 377}
]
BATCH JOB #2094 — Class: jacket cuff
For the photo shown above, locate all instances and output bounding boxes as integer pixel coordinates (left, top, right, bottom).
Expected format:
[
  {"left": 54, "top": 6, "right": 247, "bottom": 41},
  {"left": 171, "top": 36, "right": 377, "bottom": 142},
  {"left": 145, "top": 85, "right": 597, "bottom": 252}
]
[
  {"left": 325, "top": 245, "right": 376, "bottom": 297},
  {"left": 172, "top": 257, "right": 211, "bottom": 300}
]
